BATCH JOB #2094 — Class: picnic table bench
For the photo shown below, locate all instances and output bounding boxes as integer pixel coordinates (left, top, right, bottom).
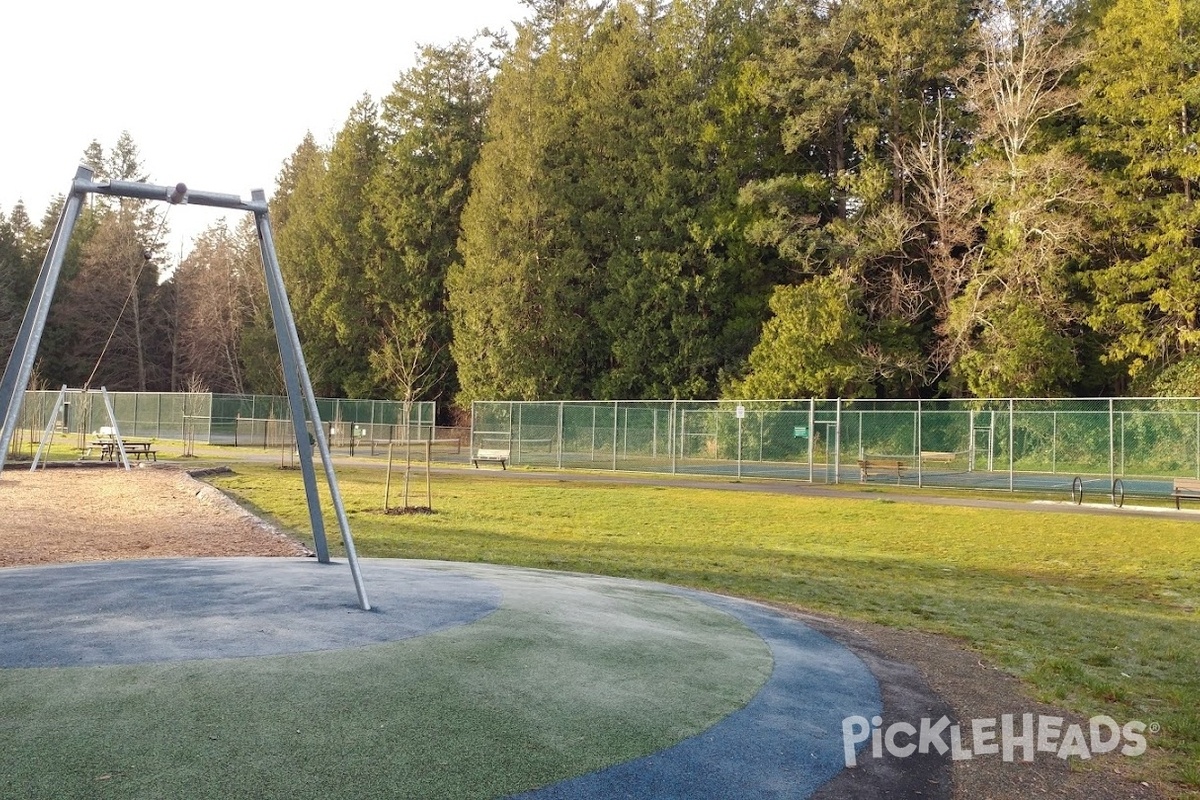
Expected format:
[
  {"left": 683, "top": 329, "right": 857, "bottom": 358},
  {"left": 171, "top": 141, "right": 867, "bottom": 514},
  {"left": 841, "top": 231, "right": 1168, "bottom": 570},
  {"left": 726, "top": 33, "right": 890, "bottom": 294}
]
[
  {"left": 1173, "top": 477, "right": 1200, "bottom": 510},
  {"left": 472, "top": 447, "right": 510, "bottom": 470},
  {"left": 86, "top": 438, "right": 157, "bottom": 462},
  {"left": 857, "top": 457, "right": 908, "bottom": 483}
]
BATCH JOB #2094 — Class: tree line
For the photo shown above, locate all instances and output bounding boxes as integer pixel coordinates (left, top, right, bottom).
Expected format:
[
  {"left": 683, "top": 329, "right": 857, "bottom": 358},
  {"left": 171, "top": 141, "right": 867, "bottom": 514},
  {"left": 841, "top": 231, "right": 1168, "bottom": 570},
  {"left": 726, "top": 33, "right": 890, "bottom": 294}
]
[{"left": 2, "top": 0, "right": 1198, "bottom": 410}]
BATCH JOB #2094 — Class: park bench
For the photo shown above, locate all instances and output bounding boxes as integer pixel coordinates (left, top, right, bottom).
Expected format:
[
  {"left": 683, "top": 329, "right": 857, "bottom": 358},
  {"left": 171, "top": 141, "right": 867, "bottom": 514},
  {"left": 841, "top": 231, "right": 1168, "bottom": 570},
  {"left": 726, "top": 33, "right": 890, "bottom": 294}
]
[
  {"left": 920, "top": 451, "right": 957, "bottom": 466},
  {"left": 857, "top": 457, "right": 908, "bottom": 483},
  {"left": 1173, "top": 477, "right": 1200, "bottom": 510},
  {"left": 472, "top": 447, "right": 511, "bottom": 470}
]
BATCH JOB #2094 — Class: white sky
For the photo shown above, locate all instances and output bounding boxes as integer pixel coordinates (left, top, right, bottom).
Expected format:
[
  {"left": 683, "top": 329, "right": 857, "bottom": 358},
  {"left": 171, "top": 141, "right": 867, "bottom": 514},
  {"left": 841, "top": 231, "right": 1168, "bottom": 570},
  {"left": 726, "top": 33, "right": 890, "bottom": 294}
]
[{"left": 0, "top": 0, "right": 529, "bottom": 263}]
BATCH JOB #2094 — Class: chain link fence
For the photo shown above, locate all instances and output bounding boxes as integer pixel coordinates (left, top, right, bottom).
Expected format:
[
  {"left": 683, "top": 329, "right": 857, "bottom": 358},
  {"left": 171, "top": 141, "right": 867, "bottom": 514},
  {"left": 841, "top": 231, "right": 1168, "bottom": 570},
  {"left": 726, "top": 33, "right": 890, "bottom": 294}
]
[
  {"left": 8, "top": 390, "right": 438, "bottom": 457},
  {"left": 472, "top": 398, "right": 1200, "bottom": 498}
]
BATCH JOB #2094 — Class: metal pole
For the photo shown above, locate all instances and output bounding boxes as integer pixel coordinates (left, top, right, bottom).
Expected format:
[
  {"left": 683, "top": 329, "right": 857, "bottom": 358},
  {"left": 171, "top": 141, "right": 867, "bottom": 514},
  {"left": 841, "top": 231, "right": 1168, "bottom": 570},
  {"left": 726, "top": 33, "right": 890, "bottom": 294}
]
[
  {"left": 0, "top": 169, "right": 88, "bottom": 482},
  {"left": 968, "top": 409, "right": 975, "bottom": 471},
  {"left": 31, "top": 385, "right": 68, "bottom": 470},
  {"left": 1052, "top": 411, "right": 1057, "bottom": 474},
  {"left": 1008, "top": 399, "right": 1014, "bottom": 492},
  {"left": 101, "top": 388, "right": 131, "bottom": 471},
  {"left": 256, "top": 199, "right": 369, "bottom": 611},
  {"left": 470, "top": 400, "right": 477, "bottom": 461},
  {"left": 834, "top": 399, "right": 842, "bottom": 484},
  {"left": 737, "top": 410, "right": 743, "bottom": 479},
  {"left": 1120, "top": 411, "right": 1126, "bottom": 476},
  {"left": 1109, "top": 398, "right": 1115, "bottom": 486},
  {"left": 256, "top": 212, "right": 329, "bottom": 563},
  {"left": 612, "top": 401, "right": 618, "bottom": 471},
  {"left": 671, "top": 399, "right": 677, "bottom": 475},
  {"left": 557, "top": 401, "right": 563, "bottom": 469},
  {"left": 917, "top": 399, "right": 923, "bottom": 488},
  {"left": 384, "top": 439, "right": 394, "bottom": 512},
  {"left": 808, "top": 399, "right": 815, "bottom": 483}
]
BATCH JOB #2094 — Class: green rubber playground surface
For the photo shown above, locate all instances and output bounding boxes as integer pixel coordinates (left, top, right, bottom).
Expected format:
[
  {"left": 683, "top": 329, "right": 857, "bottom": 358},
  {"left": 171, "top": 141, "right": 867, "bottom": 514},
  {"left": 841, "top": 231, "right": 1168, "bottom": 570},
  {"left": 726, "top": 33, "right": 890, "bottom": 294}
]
[{"left": 0, "top": 563, "right": 771, "bottom": 800}]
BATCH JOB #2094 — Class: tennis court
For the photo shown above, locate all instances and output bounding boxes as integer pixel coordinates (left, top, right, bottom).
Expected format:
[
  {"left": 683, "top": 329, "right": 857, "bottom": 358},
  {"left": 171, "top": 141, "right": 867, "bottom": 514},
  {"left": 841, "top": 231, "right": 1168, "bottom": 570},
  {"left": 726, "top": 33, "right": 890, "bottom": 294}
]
[{"left": 472, "top": 398, "right": 1200, "bottom": 505}]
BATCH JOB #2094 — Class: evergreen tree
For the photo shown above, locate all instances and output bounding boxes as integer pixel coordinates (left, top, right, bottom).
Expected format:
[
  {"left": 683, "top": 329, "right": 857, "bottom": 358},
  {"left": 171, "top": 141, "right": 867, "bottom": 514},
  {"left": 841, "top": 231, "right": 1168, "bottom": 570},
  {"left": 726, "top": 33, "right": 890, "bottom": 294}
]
[
  {"left": 451, "top": 1, "right": 611, "bottom": 402},
  {"left": 593, "top": 0, "right": 790, "bottom": 400},
  {"left": 0, "top": 209, "right": 25, "bottom": 356},
  {"left": 730, "top": 271, "right": 875, "bottom": 397},
  {"left": 453, "top": 0, "right": 788, "bottom": 404},
  {"left": 309, "top": 96, "right": 386, "bottom": 397},
  {"left": 1081, "top": 0, "right": 1200, "bottom": 385},
  {"left": 271, "top": 134, "right": 348, "bottom": 396},
  {"left": 367, "top": 36, "right": 497, "bottom": 405}
]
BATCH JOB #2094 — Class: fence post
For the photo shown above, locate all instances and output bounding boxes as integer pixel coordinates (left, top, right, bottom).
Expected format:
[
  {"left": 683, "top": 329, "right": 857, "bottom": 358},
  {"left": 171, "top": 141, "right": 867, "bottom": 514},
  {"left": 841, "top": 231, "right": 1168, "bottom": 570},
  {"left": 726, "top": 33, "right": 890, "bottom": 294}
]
[
  {"left": 1109, "top": 398, "right": 1115, "bottom": 486},
  {"left": 1009, "top": 398, "right": 1015, "bottom": 492},
  {"left": 917, "top": 399, "right": 923, "bottom": 488},
  {"left": 612, "top": 400, "right": 619, "bottom": 471},
  {"left": 808, "top": 398, "right": 815, "bottom": 483},
  {"left": 834, "top": 398, "right": 842, "bottom": 484},
  {"left": 557, "top": 401, "right": 564, "bottom": 469},
  {"left": 1120, "top": 411, "right": 1126, "bottom": 476},
  {"left": 736, "top": 404, "right": 743, "bottom": 479},
  {"left": 1052, "top": 411, "right": 1057, "bottom": 474},
  {"left": 671, "top": 399, "right": 677, "bottom": 475}
]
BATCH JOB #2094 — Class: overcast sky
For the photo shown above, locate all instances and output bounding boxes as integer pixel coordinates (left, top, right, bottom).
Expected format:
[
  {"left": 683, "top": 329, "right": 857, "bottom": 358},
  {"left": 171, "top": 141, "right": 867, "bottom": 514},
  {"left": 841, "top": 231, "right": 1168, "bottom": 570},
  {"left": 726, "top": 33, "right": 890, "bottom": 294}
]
[{"left": 1, "top": 0, "right": 529, "bottom": 261}]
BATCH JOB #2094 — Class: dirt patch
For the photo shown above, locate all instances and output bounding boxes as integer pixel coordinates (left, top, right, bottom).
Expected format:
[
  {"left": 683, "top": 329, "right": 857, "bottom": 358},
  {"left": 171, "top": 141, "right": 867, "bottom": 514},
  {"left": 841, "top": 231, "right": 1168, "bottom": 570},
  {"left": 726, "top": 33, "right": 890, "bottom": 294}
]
[
  {"left": 0, "top": 465, "right": 311, "bottom": 567},
  {"left": 787, "top": 608, "right": 1171, "bottom": 800}
]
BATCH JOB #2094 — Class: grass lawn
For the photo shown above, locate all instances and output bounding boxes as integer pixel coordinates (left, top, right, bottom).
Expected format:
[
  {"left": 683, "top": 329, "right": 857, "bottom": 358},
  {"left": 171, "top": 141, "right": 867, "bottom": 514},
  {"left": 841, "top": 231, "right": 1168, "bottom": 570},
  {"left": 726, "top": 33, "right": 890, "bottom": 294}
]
[{"left": 211, "top": 464, "right": 1200, "bottom": 796}]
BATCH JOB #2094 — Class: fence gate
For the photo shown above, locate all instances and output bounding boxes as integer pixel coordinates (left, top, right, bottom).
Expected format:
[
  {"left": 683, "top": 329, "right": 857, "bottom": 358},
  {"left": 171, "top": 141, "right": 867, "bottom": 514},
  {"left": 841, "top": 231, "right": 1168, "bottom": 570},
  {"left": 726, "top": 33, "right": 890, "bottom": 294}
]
[{"left": 970, "top": 410, "right": 996, "bottom": 472}]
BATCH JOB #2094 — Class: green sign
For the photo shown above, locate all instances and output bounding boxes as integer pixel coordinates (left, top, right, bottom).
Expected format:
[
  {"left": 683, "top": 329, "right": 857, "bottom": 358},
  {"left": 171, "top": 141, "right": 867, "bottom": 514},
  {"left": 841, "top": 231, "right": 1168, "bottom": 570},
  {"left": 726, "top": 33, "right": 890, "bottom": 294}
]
[{"left": 794, "top": 426, "right": 808, "bottom": 438}]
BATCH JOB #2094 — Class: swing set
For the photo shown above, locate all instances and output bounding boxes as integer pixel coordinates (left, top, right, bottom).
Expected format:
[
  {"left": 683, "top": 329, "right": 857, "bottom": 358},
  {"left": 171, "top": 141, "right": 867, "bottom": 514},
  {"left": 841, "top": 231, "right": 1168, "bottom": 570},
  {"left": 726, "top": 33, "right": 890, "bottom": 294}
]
[{"left": 0, "top": 165, "right": 370, "bottom": 610}]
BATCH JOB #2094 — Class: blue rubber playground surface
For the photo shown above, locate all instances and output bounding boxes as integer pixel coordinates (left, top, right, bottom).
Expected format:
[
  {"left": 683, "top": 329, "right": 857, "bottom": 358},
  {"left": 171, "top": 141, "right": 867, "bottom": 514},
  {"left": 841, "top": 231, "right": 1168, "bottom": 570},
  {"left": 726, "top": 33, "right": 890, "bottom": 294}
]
[{"left": 0, "top": 557, "right": 915, "bottom": 800}]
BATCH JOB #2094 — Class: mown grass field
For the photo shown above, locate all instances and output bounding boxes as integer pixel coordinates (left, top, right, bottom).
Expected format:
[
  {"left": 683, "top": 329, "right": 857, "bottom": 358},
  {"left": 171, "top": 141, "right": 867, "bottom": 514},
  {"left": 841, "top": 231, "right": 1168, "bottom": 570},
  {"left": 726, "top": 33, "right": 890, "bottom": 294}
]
[{"left": 213, "top": 464, "right": 1200, "bottom": 795}]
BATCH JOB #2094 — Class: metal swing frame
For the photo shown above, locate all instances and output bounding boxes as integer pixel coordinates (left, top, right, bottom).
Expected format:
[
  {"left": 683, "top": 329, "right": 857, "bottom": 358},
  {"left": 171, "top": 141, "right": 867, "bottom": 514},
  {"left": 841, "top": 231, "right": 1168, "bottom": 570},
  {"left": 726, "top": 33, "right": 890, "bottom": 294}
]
[{"left": 0, "top": 165, "right": 370, "bottom": 610}]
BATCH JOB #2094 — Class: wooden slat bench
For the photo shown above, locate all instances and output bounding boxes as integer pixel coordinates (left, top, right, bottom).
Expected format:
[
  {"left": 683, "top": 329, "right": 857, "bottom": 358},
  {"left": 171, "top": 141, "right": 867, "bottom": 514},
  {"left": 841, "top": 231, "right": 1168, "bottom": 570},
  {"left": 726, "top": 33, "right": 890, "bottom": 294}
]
[
  {"left": 858, "top": 457, "right": 908, "bottom": 483},
  {"left": 1173, "top": 477, "right": 1200, "bottom": 510},
  {"left": 472, "top": 447, "right": 511, "bottom": 470},
  {"left": 920, "top": 451, "right": 956, "bottom": 466}
]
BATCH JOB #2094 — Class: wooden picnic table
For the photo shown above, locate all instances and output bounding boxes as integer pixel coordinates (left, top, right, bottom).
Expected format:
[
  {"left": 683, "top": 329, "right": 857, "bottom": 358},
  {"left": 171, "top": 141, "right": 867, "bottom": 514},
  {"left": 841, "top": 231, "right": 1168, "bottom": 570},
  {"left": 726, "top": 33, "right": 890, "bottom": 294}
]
[{"left": 89, "top": 439, "right": 157, "bottom": 462}]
